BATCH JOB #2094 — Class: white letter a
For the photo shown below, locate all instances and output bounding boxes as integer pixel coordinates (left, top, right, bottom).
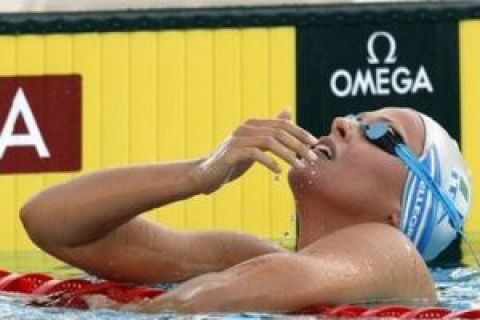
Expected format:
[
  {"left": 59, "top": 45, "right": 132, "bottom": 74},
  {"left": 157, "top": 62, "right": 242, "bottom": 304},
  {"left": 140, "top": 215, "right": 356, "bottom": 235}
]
[{"left": 0, "top": 88, "right": 50, "bottom": 159}]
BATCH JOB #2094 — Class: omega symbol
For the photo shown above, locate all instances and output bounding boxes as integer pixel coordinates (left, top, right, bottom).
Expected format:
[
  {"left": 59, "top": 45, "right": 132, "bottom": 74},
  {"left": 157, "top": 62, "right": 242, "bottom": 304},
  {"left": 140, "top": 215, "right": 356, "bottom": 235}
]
[{"left": 366, "top": 31, "right": 397, "bottom": 65}]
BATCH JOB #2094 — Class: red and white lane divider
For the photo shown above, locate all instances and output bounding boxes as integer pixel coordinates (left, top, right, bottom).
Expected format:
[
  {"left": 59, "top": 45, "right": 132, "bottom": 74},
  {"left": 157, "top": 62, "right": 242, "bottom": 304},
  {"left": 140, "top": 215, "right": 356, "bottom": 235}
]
[
  {"left": 0, "top": 270, "right": 479, "bottom": 318},
  {"left": 0, "top": 270, "right": 164, "bottom": 309}
]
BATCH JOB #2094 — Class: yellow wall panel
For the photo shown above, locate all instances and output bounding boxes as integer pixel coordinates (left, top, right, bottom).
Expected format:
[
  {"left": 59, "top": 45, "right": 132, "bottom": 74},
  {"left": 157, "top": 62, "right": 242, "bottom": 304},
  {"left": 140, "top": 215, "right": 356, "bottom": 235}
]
[
  {"left": 73, "top": 34, "right": 101, "bottom": 172},
  {"left": 0, "top": 37, "right": 17, "bottom": 251},
  {"left": 212, "top": 30, "right": 242, "bottom": 231},
  {"left": 241, "top": 29, "right": 272, "bottom": 237},
  {"left": 101, "top": 33, "right": 130, "bottom": 167},
  {"left": 130, "top": 32, "right": 158, "bottom": 164},
  {"left": 185, "top": 30, "right": 214, "bottom": 230},
  {"left": 155, "top": 31, "right": 187, "bottom": 228},
  {"left": 129, "top": 32, "right": 159, "bottom": 220},
  {"left": 460, "top": 20, "right": 480, "bottom": 235},
  {"left": 0, "top": 28, "right": 296, "bottom": 257}
]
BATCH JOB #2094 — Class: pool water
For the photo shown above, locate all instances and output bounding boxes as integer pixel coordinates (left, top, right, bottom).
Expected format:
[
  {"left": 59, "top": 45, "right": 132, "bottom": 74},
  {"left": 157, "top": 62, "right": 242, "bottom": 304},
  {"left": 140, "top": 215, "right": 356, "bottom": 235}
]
[
  {"left": 434, "top": 267, "right": 480, "bottom": 311},
  {"left": 0, "top": 267, "right": 479, "bottom": 319}
]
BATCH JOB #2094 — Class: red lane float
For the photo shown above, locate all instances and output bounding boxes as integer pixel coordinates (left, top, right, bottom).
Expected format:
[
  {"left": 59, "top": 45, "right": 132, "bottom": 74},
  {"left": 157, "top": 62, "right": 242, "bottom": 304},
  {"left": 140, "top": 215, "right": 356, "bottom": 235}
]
[
  {"left": 362, "top": 305, "right": 412, "bottom": 317},
  {"left": 0, "top": 273, "right": 53, "bottom": 293},
  {"left": 31, "top": 279, "right": 165, "bottom": 309},
  {"left": 34, "top": 278, "right": 93, "bottom": 295},
  {"left": 0, "top": 269, "right": 479, "bottom": 318}
]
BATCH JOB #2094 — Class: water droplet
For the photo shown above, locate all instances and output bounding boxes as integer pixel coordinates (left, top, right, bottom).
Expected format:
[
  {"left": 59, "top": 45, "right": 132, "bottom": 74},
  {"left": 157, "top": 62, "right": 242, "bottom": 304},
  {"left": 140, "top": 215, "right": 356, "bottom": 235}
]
[
  {"left": 311, "top": 170, "right": 316, "bottom": 176},
  {"left": 308, "top": 180, "right": 313, "bottom": 185}
]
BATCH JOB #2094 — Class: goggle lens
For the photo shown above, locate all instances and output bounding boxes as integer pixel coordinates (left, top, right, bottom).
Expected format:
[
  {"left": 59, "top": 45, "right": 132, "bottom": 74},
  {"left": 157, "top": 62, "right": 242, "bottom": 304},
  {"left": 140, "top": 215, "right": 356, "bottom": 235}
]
[{"left": 348, "top": 114, "right": 403, "bottom": 156}]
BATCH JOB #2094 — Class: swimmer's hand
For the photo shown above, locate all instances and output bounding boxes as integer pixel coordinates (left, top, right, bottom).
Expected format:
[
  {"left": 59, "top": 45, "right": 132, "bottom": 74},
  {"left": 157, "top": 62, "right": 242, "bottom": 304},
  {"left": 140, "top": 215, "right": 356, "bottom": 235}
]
[{"left": 193, "top": 110, "right": 318, "bottom": 194}]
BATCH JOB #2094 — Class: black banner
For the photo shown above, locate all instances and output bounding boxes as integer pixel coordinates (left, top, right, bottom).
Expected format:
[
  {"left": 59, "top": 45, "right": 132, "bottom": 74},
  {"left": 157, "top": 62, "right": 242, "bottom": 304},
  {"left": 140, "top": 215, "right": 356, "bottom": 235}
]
[{"left": 297, "top": 22, "right": 459, "bottom": 141}]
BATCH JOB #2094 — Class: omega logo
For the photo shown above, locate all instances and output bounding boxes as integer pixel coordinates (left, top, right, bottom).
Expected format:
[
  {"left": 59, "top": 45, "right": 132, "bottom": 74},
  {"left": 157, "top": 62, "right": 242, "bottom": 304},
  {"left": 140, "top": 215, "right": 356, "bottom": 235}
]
[{"left": 330, "top": 31, "right": 434, "bottom": 98}]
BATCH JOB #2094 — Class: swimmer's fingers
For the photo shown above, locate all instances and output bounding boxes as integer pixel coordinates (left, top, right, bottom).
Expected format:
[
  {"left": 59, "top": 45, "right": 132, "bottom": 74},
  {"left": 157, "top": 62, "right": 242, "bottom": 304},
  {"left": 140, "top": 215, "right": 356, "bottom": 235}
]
[
  {"left": 229, "top": 137, "right": 304, "bottom": 170},
  {"left": 194, "top": 143, "right": 281, "bottom": 194},
  {"left": 242, "top": 147, "right": 283, "bottom": 173},
  {"left": 194, "top": 111, "right": 315, "bottom": 194},
  {"left": 233, "top": 126, "right": 317, "bottom": 164},
  {"left": 242, "top": 117, "right": 318, "bottom": 147}
]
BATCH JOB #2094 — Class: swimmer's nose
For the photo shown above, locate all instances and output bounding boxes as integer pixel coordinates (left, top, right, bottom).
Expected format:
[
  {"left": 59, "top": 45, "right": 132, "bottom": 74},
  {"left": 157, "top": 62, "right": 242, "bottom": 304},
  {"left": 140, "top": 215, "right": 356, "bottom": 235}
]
[{"left": 331, "top": 116, "right": 356, "bottom": 141}]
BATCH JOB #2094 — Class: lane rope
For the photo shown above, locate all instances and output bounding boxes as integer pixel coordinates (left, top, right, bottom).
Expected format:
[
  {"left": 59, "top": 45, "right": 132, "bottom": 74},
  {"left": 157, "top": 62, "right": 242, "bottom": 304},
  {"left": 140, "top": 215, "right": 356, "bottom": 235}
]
[{"left": 0, "top": 270, "right": 479, "bottom": 318}]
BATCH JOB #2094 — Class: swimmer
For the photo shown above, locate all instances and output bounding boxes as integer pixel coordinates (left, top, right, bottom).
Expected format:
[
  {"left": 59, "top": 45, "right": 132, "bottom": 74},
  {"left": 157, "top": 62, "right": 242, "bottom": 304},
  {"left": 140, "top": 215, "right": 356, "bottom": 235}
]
[{"left": 20, "top": 107, "right": 471, "bottom": 313}]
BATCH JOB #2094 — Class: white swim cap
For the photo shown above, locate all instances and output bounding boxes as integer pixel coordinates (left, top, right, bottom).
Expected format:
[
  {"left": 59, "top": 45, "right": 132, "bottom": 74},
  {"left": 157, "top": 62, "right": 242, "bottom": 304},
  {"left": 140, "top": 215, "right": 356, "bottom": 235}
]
[{"left": 400, "top": 113, "right": 472, "bottom": 261}]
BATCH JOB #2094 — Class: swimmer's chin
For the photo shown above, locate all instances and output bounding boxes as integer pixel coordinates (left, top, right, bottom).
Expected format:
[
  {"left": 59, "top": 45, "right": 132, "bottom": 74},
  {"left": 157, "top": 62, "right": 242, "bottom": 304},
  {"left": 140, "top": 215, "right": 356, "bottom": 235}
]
[
  {"left": 288, "top": 158, "right": 318, "bottom": 176},
  {"left": 287, "top": 164, "right": 304, "bottom": 182},
  {"left": 288, "top": 164, "right": 317, "bottom": 193}
]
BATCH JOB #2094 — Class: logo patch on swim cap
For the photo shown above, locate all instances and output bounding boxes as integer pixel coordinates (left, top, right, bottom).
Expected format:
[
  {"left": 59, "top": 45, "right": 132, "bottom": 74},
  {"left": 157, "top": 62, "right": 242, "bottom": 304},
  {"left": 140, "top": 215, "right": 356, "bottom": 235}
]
[
  {"left": 447, "top": 169, "right": 470, "bottom": 218},
  {"left": 459, "top": 175, "right": 470, "bottom": 203}
]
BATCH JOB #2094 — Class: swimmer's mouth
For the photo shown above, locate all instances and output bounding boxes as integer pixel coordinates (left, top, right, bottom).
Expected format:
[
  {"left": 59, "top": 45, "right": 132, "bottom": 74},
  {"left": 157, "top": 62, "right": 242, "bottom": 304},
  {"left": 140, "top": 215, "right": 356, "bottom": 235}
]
[
  {"left": 297, "top": 140, "right": 334, "bottom": 161},
  {"left": 313, "top": 144, "right": 333, "bottom": 160},
  {"left": 312, "top": 136, "right": 335, "bottom": 161},
  {"left": 296, "top": 136, "right": 336, "bottom": 160}
]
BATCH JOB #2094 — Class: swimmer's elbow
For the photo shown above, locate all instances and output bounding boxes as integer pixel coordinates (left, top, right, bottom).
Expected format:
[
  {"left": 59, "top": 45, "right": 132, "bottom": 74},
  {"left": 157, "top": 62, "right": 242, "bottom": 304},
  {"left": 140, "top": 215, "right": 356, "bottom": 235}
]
[
  {"left": 20, "top": 201, "right": 40, "bottom": 241},
  {"left": 20, "top": 200, "right": 52, "bottom": 249}
]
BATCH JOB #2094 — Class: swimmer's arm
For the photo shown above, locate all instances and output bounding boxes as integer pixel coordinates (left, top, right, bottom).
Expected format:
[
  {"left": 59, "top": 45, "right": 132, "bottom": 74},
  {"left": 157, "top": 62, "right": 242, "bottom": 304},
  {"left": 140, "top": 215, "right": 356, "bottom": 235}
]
[
  {"left": 20, "top": 160, "right": 284, "bottom": 282},
  {"left": 21, "top": 160, "right": 205, "bottom": 247},
  {"left": 43, "top": 221, "right": 285, "bottom": 282},
  {"left": 118, "top": 223, "right": 435, "bottom": 313}
]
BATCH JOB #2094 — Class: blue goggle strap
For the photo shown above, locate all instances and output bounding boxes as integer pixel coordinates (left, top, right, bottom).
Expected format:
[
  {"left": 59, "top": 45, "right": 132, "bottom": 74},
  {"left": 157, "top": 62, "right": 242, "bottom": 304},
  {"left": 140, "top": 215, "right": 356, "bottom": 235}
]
[{"left": 394, "top": 143, "right": 463, "bottom": 232}]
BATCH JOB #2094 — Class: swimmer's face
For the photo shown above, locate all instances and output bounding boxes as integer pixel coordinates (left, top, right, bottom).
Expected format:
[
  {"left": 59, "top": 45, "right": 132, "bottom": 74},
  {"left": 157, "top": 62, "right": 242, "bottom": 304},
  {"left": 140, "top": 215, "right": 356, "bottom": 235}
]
[{"left": 288, "top": 107, "right": 425, "bottom": 225}]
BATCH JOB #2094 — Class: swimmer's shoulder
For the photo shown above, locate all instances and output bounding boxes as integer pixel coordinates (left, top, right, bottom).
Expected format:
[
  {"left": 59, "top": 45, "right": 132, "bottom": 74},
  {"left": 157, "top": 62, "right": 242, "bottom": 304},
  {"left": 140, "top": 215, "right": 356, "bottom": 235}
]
[
  {"left": 299, "top": 223, "right": 436, "bottom": 303},
  {"left": 300, "top": 223, "right": 421, "bottom": 259}
]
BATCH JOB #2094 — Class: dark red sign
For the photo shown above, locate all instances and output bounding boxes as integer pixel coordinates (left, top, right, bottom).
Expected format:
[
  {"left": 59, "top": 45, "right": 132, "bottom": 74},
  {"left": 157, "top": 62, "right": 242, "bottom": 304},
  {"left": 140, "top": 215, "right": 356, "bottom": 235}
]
[{"left": 0, "top": 75, "right": 81, "bottom": 173}]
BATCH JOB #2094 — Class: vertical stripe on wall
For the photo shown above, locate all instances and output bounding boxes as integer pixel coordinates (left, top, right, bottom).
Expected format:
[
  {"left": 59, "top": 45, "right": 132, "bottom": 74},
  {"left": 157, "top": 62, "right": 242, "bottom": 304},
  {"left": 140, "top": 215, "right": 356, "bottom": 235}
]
[
  {"left": 213, "top": 30, "right": 243, "bottom": 231},
  {"left": 242, "top": 29, "right": 272, "bottom": 237},
  {"left": 184, "top": 30, "right": 215, "bottom": 231},
  {"left": 460, "top": 20, "right": 480, "bottom": 239},
  {"left": 0, "top": 37, "right": 16, "bottom": 253},
  {"left": 156, "top": 31, "right": 187, "bottom": 229}
]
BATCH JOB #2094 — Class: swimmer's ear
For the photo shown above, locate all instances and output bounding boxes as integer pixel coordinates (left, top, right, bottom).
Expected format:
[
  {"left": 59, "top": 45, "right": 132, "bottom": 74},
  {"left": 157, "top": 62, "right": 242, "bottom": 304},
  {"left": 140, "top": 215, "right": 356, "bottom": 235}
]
[
  {"left": 276, "top": 109, "right": 292, "bottom": 121},
  {"left": 388, "top": 211, "right": 401, "bottom": 228}
]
